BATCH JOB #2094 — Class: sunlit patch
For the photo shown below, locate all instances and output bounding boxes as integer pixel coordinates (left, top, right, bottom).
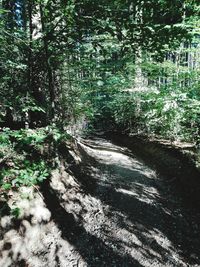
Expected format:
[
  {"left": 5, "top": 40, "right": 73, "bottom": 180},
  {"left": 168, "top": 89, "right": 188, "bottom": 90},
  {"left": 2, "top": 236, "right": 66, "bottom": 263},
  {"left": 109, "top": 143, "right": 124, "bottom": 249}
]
[
  {"left": 0, "top": 184, "right": 86, "bottom": 267},
  {"left": 80, "top": 142, "right": 157, "bottom": 181},
  {"left": 115, "top": 187, "right": 157, "bottom": 205}
]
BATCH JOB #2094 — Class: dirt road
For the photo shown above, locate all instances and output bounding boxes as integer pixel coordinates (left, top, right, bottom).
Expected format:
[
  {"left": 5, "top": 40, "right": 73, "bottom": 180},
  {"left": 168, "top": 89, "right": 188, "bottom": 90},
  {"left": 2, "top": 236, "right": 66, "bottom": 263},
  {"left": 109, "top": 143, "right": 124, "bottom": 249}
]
[{"left": 1, "top": 138, "right": 200, "bottom": 267}]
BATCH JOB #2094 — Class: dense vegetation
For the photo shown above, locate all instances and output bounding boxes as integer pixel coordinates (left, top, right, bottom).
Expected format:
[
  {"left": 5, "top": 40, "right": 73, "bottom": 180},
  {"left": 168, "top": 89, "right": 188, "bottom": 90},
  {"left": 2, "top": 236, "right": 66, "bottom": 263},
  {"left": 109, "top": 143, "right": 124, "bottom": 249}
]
[{"left": 0, "top": 0, "right": 200, "bottom": 208}]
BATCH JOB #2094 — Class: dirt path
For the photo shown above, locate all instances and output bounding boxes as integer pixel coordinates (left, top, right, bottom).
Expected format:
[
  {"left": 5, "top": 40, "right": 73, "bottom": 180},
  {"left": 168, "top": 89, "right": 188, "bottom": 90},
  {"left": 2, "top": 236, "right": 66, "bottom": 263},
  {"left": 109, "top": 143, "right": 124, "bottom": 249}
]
[
  {"left": 75, "top": 138, "right": 200, "bottom": 267},
  {"left": 1, "top": 138, "right": 200, "bottom": 266}
]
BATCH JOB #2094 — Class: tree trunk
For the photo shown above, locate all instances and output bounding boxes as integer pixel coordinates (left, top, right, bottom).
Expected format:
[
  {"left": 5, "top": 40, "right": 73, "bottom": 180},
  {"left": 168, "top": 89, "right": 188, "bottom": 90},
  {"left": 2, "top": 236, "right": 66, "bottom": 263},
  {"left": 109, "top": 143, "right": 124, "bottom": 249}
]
[
  {"left": 24, "top": 0, "right": 34, "bottom": 129},
  {"left": 39, "top": 2, "right": 55, "bottom": 122},
  {"left": 134, "top": 1, "right": 147, "bottom": 91}
]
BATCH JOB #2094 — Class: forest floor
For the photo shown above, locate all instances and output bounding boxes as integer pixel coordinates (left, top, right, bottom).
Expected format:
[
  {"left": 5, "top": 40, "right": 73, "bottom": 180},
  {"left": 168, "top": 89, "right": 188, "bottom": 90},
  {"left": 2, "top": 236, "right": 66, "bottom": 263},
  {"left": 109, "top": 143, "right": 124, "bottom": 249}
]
[{"left": 1, "top": 137, "right": 200, "bottom": 267}]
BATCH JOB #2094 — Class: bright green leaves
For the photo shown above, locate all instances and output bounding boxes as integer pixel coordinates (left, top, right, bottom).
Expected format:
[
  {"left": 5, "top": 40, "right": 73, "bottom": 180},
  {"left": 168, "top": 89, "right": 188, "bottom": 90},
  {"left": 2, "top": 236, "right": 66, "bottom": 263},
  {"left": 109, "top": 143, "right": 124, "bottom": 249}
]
[
  {"left": 0, "top": 126, "right": 72, "bottom": 219},
  {"left": 7, "top": 128, "right": 47, "bottom": 147},
  {"left": 0, "top": 128, "right": 50, "bottom": 193},
  {"left": 0, "top": 160, "right": 49, "bottom": 188},
  {"left": 2, "top": 183, "right": 12, "bottom": 191},
  {"left": 109, "top": 82, "right": 200, "bottom": 143},
  {"left": 11, "top": 207, "right": 21, "bottom": 218},
  {"left": 0, "top": 131, "right": 11, "bottom": 146}
]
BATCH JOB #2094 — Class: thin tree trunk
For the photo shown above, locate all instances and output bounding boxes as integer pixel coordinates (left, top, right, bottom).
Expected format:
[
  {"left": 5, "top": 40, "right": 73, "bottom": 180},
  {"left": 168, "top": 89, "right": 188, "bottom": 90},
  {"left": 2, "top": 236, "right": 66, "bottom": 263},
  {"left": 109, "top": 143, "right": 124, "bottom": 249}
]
[
  {"left": 24, "top": 0, "right": 34, "bottom": 129},
  {"left": 134, "top": 1, "right": 147, "bottom": 91}
]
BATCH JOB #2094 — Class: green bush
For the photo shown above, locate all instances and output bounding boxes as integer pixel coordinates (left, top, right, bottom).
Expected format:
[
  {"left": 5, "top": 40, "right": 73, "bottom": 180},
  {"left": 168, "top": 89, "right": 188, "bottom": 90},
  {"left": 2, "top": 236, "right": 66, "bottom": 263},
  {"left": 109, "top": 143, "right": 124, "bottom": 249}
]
[
  {"left": 108, "top": 82, "right": 200, "bottom": 143},
  {"left": 0, "top": 127, "right": 70, "bottom": 198},
  {"left": 0, "top": 160, "right": 49, "bottom": 188}
]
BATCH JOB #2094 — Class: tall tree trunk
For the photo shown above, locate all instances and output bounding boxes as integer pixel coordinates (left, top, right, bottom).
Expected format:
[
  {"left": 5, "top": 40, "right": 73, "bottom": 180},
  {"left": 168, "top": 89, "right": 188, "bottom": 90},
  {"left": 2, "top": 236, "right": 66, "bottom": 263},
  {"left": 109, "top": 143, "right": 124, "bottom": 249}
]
[
  {"left": 28, "top": 0, "right": 33, "bottom": 91},
  {"left": 24, "top": 0, "right": 34, "bottom": 129},
  {"left": 134, "top": 1, "right": 146, "bottom": 91},
  {"left": 39, "top": 2, "right": 55, "bottom": 121}
]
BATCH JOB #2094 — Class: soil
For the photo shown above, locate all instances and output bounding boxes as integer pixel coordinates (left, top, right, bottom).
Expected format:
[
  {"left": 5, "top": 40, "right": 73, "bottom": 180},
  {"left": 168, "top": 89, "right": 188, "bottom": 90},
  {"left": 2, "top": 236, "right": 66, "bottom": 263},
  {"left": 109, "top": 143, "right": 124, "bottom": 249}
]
[{"left": 1, "top": 137, "right": 200, "bottom": 267}]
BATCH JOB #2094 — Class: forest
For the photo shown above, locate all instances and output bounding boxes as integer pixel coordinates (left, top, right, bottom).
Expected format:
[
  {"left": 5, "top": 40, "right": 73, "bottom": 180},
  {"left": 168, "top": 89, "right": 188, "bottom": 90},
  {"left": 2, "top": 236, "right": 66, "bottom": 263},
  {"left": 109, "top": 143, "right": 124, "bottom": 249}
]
[{"left": 0, "top": 0, "right": 200, "bottom": 266}]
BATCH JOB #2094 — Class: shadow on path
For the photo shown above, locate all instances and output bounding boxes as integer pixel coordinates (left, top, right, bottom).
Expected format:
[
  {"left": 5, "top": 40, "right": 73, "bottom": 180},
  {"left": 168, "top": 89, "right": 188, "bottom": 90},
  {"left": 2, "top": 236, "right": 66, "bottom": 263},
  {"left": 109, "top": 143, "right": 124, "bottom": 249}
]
[
  {"left": 74, "top": 142, "right": 200, "bottom": 266},
  {"left": 41, "top": 179, "right": 143, "bottom": 267}
]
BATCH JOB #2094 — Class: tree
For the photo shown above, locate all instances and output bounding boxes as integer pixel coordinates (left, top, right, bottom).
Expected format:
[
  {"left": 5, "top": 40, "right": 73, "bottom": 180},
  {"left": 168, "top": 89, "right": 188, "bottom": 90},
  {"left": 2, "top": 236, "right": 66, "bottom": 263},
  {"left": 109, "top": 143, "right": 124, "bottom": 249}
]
[{"left": 0, "top": 0, "right": 198, "bottom": 132}]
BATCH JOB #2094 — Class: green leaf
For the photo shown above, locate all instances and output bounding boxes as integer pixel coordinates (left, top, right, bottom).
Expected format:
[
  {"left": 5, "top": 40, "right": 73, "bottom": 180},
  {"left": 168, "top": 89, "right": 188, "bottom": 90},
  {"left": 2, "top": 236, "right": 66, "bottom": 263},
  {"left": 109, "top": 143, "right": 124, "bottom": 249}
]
[{"left": 2, "top": 183, "right": 12, "bottom": 190}]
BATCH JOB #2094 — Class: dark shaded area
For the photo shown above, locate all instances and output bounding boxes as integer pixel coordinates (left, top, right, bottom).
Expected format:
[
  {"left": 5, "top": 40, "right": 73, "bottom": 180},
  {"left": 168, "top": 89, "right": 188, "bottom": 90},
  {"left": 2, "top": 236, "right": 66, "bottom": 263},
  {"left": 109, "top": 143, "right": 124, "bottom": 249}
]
[
  {"left": 40, "top": 179, "right": 143, "bottom": 267},
  {"left": 0, "top": 201, "right": 11, "bottom": 217},
  {"left": 0, "top": 107, "right": 46, "bottom": 130}
]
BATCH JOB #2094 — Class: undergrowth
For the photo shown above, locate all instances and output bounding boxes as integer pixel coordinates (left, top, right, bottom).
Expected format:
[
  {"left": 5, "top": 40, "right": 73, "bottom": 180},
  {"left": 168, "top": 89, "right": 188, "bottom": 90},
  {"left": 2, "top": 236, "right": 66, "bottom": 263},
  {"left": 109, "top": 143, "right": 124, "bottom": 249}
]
[
  {"left": 108, "top": 83, "right": 200, "bottom": 144},
  {"left": 0, "top": 126, "right": 71, "bottom": 216}
]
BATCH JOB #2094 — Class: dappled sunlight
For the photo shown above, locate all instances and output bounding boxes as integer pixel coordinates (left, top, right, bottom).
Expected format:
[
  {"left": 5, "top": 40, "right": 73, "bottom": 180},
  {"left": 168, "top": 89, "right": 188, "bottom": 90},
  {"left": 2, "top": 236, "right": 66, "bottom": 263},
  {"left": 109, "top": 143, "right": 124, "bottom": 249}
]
[
  {"left": 1, "top": 138, "right": 200, "bottom": 266},
  {"left": 80, "top": 142, "right": 144, "bottom": 169},
  {"left": 0, "top": 186, "right": 87, "bottom": 267},
  {"left": 99, "top": 218, "right": 186, "bottom": 267},
  {"left": 115, "top": 187, "right": 159, "bottom": 205},
  {"left": 1, "top": 0, "right": 199, "bottom": 265},
  {"left": 80, "top": 141, "right": 157, "bottom": 182},
  {"left": 75, "top": 138, "right": 200, "bottom": 266}
]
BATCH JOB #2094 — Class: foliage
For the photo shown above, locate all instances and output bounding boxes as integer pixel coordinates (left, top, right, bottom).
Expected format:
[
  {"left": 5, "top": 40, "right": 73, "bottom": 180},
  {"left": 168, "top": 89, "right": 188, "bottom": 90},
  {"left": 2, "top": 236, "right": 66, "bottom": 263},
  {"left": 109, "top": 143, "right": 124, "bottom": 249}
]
[
  {"left": 0, "top": 1, "right": 200, "bottom": 217},
  {"left": 0, "top": 160, "right": 49, "bottom": 188},
  {"left": 0, "top": 0, "right": 198, "bottom": 127},
  {"left": 11, "top": 207, "right": 21, "bottom": 218},
  {"left": 0, "top": 127, "right": 71, "bottom": 209},
  {"left": 107, "top": 80, "right": 200, "bottom": 143}
]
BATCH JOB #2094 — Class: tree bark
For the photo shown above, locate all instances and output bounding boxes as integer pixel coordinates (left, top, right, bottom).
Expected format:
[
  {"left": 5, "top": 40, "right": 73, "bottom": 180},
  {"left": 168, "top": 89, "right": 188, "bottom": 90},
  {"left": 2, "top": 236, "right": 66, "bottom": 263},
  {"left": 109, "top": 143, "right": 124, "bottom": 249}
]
[{"left": 39, "top": 2, "right": 55, "bottom": 121}]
